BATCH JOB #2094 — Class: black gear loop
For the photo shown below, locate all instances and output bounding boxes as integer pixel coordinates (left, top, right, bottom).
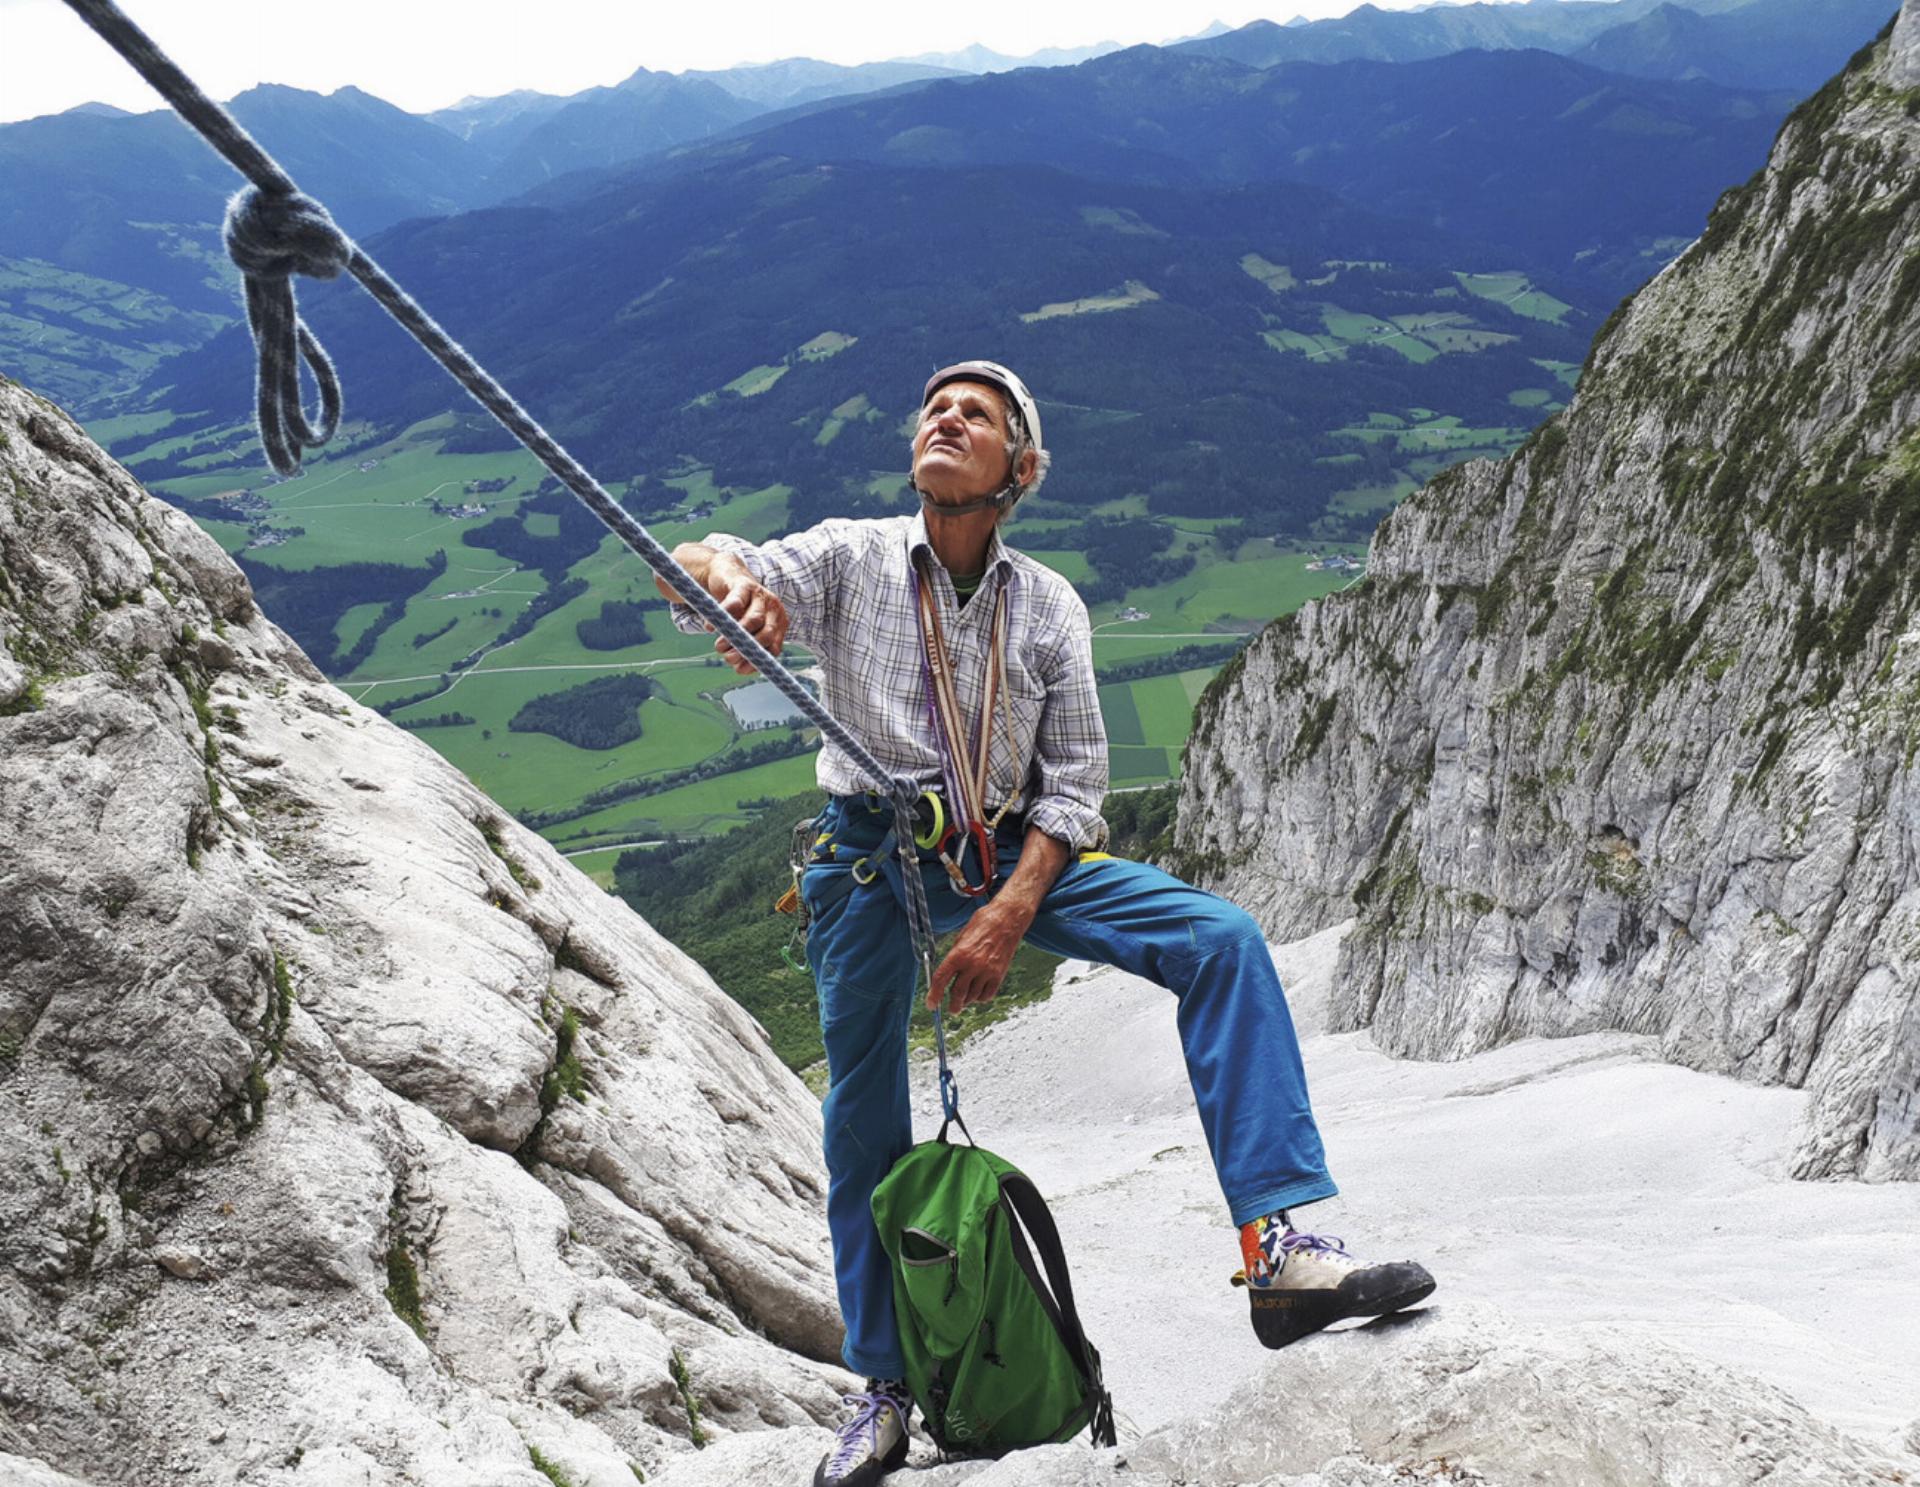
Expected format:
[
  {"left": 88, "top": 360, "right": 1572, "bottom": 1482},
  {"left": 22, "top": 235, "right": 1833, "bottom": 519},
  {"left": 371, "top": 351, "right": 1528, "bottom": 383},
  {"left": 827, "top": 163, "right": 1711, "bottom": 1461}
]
[{"left": 223, "top": 188, "right": 351, "bottom": 475}]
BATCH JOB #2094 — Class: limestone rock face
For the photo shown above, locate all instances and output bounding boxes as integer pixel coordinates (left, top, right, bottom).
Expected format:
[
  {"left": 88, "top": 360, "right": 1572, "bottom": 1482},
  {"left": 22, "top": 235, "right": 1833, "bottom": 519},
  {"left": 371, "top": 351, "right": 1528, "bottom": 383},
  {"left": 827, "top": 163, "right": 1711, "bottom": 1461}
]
[
  {"left": 0, "top": 379, "right": 843, "bottom": 1484},
  {"left": 639, "top": 1309, "right": 1917, "bottom": 1487},
  {"left": 0, "top": 1455, "right": 98, "bottom": 1487},
  {"left": 1893, "top": 0, "right": 1920, "bottom": 87},
  {"left": 1178, "top": 11, "right": 1920, "bottom": 1180}
]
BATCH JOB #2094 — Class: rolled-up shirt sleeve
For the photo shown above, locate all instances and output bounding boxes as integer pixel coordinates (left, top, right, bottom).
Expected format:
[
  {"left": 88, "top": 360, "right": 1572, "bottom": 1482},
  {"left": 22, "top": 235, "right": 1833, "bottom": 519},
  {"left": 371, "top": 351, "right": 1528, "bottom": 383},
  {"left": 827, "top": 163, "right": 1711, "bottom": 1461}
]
[
  {"left": 667, "top": 520, "right": 861, "bottom": 648},
  {"left": 1024, "top": 596, "right": 1110, "bottom": 852}
]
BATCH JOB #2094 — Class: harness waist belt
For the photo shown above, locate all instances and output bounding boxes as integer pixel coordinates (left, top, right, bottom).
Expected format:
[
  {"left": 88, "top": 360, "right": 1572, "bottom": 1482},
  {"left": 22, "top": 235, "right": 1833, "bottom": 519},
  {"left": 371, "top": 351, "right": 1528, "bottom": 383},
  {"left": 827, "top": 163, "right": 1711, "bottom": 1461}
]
[{"left": 839, "top": 791, "right": 1025, "bottom": 854}]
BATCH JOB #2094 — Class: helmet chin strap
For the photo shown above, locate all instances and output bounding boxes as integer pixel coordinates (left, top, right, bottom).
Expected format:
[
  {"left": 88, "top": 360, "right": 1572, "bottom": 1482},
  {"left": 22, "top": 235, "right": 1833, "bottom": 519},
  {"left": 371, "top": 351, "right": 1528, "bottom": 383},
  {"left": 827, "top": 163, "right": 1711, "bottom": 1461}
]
[{"left": 915, "top": 481, "right": 1017, "bottom": 517}]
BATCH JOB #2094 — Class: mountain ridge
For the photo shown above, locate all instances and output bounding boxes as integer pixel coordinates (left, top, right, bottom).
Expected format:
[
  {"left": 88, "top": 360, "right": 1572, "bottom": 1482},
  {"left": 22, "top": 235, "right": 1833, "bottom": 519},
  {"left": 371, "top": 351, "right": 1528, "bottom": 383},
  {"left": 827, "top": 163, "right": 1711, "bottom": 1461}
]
[{"left": 1182, "top": 0, "right": 1895, "bottom": 91}]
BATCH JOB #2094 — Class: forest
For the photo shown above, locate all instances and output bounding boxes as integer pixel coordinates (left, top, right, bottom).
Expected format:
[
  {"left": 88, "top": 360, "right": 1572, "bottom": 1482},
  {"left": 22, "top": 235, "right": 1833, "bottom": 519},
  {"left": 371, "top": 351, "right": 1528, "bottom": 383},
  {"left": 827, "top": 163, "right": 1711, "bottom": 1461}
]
[
  {"left": 576, "top": 599, "right": 655, "bottom": 651},
  {"left": 234, "top": 550, "right": 447, "bottom": 673},
  {"left": 507, "top": 674, "right": 658, "bottom": 750}
]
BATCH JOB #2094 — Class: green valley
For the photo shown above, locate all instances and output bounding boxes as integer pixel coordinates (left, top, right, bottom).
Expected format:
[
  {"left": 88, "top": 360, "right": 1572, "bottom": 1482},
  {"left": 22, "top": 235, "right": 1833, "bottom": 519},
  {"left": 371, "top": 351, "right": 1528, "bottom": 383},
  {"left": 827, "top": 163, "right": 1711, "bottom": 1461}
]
[{"left": 104, "top": 242, "right": 1564, "bottom": 852}]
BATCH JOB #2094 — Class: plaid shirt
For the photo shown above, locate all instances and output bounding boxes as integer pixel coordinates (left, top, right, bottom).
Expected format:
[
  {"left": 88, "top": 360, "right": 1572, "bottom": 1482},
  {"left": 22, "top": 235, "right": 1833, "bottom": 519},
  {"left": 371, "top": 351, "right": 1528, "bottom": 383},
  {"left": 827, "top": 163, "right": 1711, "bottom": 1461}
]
[{"left": 671, "top": 510, "right": 1109, "bottom": 851}]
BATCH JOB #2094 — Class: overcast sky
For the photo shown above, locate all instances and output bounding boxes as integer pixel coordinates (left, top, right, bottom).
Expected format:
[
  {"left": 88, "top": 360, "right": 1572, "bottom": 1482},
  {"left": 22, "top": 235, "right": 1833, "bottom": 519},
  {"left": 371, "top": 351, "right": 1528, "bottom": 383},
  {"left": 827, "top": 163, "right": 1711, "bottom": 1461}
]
[{"left": 2, "top": 0, "right": 1465, "bottom": 124}]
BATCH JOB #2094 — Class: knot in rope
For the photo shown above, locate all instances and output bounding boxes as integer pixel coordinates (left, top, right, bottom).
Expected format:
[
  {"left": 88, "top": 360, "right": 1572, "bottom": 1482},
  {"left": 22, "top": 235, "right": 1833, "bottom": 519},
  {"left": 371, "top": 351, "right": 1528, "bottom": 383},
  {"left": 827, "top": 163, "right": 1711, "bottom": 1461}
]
[
  {"left": 222, "top": 187, "right": 349, "bottom": 475},
  {"left": 222, "top": 186, "right": 351, "bottom": 281}
]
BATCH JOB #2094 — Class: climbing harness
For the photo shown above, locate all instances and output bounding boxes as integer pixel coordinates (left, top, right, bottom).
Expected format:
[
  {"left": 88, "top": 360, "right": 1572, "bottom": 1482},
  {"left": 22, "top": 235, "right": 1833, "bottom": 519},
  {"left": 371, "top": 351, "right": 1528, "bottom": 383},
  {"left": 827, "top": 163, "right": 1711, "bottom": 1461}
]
[
  {"left": 911, "top": 552, "right": 1025, "bottom": 900},
  {"left": 775, "top": 815, "right": 820, "bottom": 972},
  {"left": 790, "top": 791, "right": 957, "bottom": 927},
  {"left": 59, "top": 0, "right": 969, "bottom": 1126}
]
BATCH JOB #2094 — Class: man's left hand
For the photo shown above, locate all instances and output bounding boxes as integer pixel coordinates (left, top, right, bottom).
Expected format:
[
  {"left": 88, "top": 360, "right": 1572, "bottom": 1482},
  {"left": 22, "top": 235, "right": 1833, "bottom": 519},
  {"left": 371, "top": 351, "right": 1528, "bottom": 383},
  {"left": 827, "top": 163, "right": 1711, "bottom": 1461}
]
[{"left": 928, "top": 896, "right": 1033, "bottom": 1013}]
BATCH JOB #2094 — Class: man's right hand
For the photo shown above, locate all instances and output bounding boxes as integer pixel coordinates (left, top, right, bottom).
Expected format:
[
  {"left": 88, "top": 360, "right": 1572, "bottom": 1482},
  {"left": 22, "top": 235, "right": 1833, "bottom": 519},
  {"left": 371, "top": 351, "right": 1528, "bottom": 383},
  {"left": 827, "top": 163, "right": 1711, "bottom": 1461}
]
[
  {"left": 660, "top": 546, "right": 790, "bottom": 675},
  {"left": 708, "top": 555, "right": 790, "bottom": 675}
]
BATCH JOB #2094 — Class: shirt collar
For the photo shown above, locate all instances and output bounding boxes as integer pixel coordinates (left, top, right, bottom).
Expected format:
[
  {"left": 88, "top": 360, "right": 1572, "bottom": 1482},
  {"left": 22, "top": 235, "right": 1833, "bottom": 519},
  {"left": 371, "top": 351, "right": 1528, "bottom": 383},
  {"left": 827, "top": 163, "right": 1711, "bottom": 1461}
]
[{"left": 906, "top": 507, "right": 1015, "bottom": 582}]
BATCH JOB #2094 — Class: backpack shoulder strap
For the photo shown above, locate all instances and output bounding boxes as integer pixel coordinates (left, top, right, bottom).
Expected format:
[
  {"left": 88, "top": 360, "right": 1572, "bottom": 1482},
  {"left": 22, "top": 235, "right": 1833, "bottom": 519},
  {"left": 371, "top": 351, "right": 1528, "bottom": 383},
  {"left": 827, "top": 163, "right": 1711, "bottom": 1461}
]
[{"left": 997, "top": 1173, "right": 1117, "bottom": 1447}]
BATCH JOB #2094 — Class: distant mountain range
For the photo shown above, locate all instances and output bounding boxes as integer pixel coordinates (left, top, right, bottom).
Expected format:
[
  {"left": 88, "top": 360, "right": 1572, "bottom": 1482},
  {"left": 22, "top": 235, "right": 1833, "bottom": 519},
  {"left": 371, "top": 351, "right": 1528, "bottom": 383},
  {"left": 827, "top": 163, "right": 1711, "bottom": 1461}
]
[
  {"left": 453, "top": 68, "right": 761, "bottom": 199},
  {"left": 1568, "top": 0, "right": 1896, "bottom": 85},
  {"left": 1181, "top": 0, "right": 1895, "bottom": 90},
  {"left": 151, "top": 148, "right": 1572, "bottom": 532},
  {"left": 138, "top": 40, "right": 1800, "bottom": 544},
  {"left": 897, "top": 40, "right": 1127, "bottom": 72},
  {"left": 0, "top": 0, "right": 1895, "bottom": 414},
  {"left": 0, "top": 83, "right": 490, "bottom": 314},
  {"left": 667, "top": 45, "right": 1792, "bottom": 290}
]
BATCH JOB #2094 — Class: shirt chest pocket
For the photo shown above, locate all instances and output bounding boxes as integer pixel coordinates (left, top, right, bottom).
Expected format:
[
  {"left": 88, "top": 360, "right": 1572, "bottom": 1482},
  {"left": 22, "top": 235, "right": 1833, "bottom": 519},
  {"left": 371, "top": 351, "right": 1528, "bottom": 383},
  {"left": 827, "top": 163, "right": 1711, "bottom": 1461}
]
[{"left": 999, "top": 669, "right": 1048, "bottom": 773}]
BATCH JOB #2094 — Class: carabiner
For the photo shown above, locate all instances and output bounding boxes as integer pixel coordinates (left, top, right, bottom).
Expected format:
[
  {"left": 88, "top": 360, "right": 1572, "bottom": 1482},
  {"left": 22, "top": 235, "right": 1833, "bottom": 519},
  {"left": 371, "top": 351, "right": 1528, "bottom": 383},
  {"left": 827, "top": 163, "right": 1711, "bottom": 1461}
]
[
  {"left": 950, "top": 820, "right": 998, "bottom": 898},
  {"left": 912, "top": 789, "right": 947, "bottom": 851}
]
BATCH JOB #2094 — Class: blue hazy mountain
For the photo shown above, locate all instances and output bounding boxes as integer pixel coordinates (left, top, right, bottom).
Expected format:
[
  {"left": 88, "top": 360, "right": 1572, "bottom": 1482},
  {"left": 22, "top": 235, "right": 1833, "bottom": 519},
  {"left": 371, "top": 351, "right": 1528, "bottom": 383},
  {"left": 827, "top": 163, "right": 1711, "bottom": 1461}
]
[
  {"left": 1571, "top": 0, "right": 1896, "bottom": 87},
  {"left": 1180, "top": 0, "right": 1660, "bottom": 65},
  {"left": 424, "top": 60, "right": 966, "bottom": 193},
  {"left": 0, "top": 84, "right": 492, "bottom": 313},
  {"left": 681, "top": 58, "right": 965, "bottom": 106},
  {"left": 654, "top": 44, "right": 1790, "bottom": 292},
  {"left": 2, "top": 1, "right": 1829, "bottom": 414},
  {"left": 471, "top": 68, "right": 764, "bottom": 198},
  {"left": 128, "top": 37, "right": 1801, "bottom": 507},
  {"left": 1181, "top": 0, "right": 1893, "bottom": 90},
  {"left": 142, "top": 150, "right": 1595, "bottom": 540}
]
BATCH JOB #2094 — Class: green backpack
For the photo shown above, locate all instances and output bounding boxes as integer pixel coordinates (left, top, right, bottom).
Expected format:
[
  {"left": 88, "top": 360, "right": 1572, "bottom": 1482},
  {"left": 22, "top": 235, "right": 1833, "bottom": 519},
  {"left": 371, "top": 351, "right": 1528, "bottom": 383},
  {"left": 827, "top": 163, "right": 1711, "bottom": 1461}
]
[{"left": 870, "top": 1124, "right": 1118, "bottom": 1459}]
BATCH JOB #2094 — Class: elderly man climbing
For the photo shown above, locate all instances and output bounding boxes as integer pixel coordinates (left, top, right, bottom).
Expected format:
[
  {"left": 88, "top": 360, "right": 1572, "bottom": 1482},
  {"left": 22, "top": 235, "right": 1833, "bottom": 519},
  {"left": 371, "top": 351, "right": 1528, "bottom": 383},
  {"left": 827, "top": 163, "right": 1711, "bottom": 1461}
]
[{"left": 661, "top": 362, "right": 1435, "bottom": 1487}]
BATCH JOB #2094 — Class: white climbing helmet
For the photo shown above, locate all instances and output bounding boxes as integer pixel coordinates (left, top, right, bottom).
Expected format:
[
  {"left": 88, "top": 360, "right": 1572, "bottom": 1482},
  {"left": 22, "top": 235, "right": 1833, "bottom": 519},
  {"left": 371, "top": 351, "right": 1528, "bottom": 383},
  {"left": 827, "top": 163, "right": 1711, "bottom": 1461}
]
[
  {"left": 923, "top": 360, "right": 1044, "bottom": 454},
  {"left": 919, "top": 360, "right": 1049, "bottom": 507}
]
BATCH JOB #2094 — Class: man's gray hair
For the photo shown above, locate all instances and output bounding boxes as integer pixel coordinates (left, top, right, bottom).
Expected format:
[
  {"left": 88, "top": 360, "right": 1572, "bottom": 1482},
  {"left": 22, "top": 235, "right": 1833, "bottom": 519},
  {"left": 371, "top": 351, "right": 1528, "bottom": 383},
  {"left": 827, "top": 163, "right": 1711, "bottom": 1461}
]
[{"left": 1006, "top": 426, "right": 1052, "bottom": 504}]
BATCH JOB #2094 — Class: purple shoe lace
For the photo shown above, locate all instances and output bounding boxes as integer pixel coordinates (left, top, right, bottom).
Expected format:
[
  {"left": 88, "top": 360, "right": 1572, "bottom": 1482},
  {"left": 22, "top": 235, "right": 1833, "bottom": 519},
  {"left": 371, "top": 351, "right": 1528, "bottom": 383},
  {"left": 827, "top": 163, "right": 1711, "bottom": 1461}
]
[
  {"left": 1264, "top": 1224, "right": 1350, "bottom": 1271},
  {"left": 824, "top": 1387, "right": 906, "bottom": 1480}
]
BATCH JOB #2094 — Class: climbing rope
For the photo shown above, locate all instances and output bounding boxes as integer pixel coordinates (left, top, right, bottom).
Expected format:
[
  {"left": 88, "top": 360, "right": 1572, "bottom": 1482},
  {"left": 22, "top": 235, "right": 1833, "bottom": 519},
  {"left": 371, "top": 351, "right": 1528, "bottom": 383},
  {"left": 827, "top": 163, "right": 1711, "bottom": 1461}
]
[{"left": 61, "top": 0, "right": 962, "bottom": 1123}]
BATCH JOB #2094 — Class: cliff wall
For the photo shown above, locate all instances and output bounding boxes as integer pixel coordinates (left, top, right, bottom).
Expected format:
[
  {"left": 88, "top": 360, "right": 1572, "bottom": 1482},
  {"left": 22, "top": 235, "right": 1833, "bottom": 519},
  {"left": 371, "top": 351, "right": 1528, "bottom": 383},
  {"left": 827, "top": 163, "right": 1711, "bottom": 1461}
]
[{"left": 1178, "top": 7, "right": 1920, "bottom": 1181}]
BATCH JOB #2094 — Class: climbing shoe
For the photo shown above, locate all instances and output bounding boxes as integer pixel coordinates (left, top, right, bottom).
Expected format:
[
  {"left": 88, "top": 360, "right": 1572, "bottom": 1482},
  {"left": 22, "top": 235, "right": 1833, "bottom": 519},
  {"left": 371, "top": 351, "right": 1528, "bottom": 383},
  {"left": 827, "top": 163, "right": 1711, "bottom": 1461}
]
[
  {"left": 813, "top": 1379, "right": 911, "bottom": 1487},
  {"left": 1231, "top": 1211, "right": 1436, "bottom": 1350}
]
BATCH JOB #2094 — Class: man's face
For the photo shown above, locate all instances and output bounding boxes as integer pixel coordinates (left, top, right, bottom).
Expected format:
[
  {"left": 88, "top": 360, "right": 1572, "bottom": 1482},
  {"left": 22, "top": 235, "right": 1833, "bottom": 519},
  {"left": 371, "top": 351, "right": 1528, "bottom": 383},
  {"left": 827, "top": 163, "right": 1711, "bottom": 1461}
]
[{"left": 912, "top": 380, "right": 1019, "bottom": 504}]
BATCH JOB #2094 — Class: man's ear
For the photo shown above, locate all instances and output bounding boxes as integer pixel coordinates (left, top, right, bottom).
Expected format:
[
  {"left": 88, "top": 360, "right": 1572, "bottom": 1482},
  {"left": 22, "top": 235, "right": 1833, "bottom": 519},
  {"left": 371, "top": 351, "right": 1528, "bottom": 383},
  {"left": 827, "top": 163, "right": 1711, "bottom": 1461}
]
[{"left": 1014, "top": 445, "right": 1039, "bottom": 488}]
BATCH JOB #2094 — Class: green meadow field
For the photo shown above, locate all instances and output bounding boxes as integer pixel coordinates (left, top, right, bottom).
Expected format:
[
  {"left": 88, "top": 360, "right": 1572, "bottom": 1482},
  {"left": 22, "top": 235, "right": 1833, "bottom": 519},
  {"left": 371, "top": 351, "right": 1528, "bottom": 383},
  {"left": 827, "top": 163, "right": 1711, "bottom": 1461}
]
[
  {"left": 103, "top": 414, "right": 1422, "bottom": 847},
  {"left": 101, "top": 255, "right": 1569, "bottom": 847}
]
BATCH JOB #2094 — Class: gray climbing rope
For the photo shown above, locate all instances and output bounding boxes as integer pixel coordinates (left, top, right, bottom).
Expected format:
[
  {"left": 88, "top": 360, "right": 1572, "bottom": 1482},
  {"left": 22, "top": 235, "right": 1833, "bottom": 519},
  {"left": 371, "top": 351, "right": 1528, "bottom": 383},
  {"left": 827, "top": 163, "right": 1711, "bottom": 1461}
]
[{"left": 60, "top": 0, "right": 961, "bottom": 1119}]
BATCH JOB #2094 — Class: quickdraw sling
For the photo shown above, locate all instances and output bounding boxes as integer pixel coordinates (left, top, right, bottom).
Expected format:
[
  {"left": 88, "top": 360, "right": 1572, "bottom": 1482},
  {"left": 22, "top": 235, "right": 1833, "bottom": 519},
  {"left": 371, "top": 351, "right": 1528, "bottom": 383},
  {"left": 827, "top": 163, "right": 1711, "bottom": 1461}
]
[{"left": 910, "top": 551, "right": 1026, "bottom": 900}]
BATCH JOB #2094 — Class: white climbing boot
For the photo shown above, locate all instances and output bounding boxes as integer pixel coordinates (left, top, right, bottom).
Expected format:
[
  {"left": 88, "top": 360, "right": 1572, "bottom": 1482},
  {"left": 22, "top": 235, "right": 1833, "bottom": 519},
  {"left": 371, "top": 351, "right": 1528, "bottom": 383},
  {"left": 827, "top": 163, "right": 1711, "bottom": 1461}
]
[{"left": 812, "top": 1380, "right": 911, "bottom": 1487}]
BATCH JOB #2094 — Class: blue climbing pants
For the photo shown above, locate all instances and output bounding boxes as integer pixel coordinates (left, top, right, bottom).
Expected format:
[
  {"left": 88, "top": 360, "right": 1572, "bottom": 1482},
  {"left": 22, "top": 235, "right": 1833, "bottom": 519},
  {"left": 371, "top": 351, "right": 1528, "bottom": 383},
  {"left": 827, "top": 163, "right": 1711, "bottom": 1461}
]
[{"left": 802, "top": 793, "right": 1337, "bottom": 1380}]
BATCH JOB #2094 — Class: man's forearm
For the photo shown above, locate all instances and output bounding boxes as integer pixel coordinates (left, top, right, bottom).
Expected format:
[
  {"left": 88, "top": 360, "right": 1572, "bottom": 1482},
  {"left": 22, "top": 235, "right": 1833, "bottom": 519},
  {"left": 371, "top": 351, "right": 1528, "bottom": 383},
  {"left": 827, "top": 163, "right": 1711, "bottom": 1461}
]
[
  {"left": 657, "top": 543, "right": 790, "bottom": 675},
  {"left": 993, "top": 824, "right": 1075, "bottom": 923},
  {"left": 928, "top": 823, "right": 1074, "bottom": 1010}
]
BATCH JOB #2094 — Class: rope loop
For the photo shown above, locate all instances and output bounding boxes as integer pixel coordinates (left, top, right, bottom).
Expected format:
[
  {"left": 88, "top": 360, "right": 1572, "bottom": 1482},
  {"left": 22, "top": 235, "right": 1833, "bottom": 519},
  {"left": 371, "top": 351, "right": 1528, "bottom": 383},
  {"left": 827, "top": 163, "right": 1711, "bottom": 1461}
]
[{"left": 223, "top": 187, "right": 349, "bottom": 475}]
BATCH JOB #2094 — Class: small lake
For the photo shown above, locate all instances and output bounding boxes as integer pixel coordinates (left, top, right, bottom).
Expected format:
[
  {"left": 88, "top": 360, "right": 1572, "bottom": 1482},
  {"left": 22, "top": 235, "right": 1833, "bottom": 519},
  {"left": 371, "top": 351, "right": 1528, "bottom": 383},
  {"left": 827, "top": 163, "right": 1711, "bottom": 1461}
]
[{"left": 723, "top": 679, "right": 815, "bottom": 728}]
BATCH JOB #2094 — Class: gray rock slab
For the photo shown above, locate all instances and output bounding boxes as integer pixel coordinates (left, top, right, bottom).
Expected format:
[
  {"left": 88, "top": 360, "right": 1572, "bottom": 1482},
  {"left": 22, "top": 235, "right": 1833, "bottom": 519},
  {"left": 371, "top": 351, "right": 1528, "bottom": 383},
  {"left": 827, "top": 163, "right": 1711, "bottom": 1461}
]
[
  {"left": 0, "top": 378, "right": 847, "bottom": 1487},
  {"left": 929, "top": 930, "right": 1920, "bottom": 1442}
]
